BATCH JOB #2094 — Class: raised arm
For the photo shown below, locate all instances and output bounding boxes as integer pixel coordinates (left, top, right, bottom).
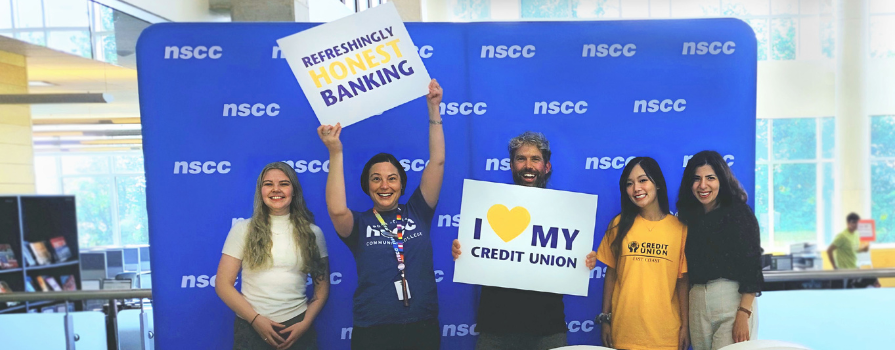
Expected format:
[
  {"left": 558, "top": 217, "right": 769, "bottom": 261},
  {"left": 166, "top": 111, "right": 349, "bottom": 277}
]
[
  {"left": 318, "top": 124, "right": 354, "bottom": 237},
  {"left": 420, "top": 79, "right": 445, "bottom": 209}
]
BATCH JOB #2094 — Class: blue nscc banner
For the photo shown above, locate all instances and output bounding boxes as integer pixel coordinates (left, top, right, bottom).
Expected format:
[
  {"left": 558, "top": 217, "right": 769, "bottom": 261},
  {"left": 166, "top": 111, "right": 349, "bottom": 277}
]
[{"left": 137, "top": 20, "right": 756, "bottom": 349}]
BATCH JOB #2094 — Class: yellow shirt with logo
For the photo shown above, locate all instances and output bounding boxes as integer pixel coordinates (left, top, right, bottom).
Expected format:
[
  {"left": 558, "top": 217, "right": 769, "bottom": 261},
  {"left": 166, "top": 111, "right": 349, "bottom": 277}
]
[{"left": 596, "top": 215, "right": 688, "bottom": 350}]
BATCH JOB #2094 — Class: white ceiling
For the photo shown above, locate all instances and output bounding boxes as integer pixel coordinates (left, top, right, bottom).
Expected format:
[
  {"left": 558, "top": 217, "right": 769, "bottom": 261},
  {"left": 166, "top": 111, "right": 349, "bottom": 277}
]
[
  {"left": 0, "top": 34, "right": 140, "bottom": 123},
  {"left": 1, "top": 34, "right": 141, "bottom": 151}
]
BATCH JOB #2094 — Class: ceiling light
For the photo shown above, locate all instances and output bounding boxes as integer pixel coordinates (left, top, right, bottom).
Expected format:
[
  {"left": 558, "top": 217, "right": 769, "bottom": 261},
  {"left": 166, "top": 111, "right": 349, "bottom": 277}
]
[{"left": 28, "top": 81, "right": 56, "bottom": 87}]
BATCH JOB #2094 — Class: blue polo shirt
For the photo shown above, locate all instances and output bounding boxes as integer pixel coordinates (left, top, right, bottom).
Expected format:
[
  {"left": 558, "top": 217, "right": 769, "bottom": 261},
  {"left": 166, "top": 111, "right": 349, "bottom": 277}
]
[{"left": 341, "top": 187, "right": 438, "bottom": 327}]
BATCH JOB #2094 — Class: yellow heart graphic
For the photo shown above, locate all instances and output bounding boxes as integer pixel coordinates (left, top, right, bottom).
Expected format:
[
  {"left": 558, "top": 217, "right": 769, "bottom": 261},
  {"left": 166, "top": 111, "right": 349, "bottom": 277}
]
[{"left": 486, "top": 204, "right": 531, "bottom": 243}]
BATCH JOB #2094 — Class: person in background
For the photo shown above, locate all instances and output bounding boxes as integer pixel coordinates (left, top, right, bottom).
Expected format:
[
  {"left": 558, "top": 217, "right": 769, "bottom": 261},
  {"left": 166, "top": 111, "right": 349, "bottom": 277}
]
[
  {"left": 595, "top": 157, "right": 690, "bottom": 350},
  {"left": 827, "top": 213, "right": 880, "bottom": 288},
  {"left": 216, "top": 162, "right": 330, "bottom": 350},
  {"left": 677, "top": 150, "right": 762, "bottom": 350},
  {"left": 319, "top": 79, "right": 445, "bottom": 350}
]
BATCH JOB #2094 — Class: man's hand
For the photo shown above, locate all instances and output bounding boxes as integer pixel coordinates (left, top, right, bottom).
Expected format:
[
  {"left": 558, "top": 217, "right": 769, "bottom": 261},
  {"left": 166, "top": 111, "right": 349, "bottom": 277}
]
[
  {"left": 451, "top": 239, "right": 461, "bottom": 260},
  {"left": 585, "top": 251, "right": 598, "bottom": 270}
]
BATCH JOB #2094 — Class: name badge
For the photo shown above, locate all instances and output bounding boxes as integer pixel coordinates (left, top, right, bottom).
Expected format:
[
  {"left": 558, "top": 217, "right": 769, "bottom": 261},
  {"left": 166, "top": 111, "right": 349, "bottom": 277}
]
[{"left": 394, "top": 280, "right": 411, "bottom": 301}]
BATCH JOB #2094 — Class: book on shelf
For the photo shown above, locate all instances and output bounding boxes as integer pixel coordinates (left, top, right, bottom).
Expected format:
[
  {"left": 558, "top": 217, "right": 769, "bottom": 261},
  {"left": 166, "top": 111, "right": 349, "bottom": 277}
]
[
  {"left": 61, "top": 275, "right": 77, "bottom": 291},
  {"left": 21, "top": 247, "right": 36, "bottom": 267},
  {"left": 24, "top": 276, "right": 36, "bottom": 292},
  {"left": 29, "top": 242, "right": 53, "bottom": 265},
  {"left": 49, "top": 237, "right": 71, "bottom": 262},
  {"left": 0, "top": 244, "right": 18, "bottom": 269},
  {"left": 35, "top": 276, "right": 49, "bottom": 292},
  {"left": 0, "top": 280, "right": 20, "bottom": 307},
  {"left": 45, "top": 276, "right": 62, "bottom": 291}
]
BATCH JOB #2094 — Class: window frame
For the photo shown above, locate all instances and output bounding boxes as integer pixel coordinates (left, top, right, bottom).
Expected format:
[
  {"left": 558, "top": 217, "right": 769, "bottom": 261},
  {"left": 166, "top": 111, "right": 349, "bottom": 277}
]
[
  {"left": 756, "top": 117, "right": 835, "bottom": 252},
  {"left": 35, "top": 151, "right": 147, "bottom": 249}
]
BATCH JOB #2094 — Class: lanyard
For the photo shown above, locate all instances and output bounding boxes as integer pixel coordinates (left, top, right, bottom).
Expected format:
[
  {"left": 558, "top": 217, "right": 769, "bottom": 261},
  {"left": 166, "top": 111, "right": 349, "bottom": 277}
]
[{"left": 373, "top": 207, "right": 410, "bottom": 306}]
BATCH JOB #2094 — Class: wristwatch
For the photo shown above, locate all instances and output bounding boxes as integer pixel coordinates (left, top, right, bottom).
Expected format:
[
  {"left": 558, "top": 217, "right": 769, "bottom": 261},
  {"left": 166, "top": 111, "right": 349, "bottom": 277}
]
[{"left": 595, "top": 312, "right": 611, "bottom": 325}]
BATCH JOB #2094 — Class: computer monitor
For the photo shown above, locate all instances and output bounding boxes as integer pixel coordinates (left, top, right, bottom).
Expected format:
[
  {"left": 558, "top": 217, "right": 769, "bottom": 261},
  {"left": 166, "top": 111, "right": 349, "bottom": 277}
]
[
  {"left": 138, "top": 272, "right": 152, "bottom": 289},
  {"left": 102, "top": 279, "right": 131, "bottom": 290},
  {"left": 139, "top": 246, "right": 150, "bottom": 272},
  {"left": 81, "top": 280, "right": 101, "bottom": 290},
  {"left": 80, "top": 252, "right": 107, "bottom": 281},
  {"left": 105, "top": 249, "right": 124, "bottom": 279},
  {"left": 123, "top": 247, "right": 140, "bottom": 272}
]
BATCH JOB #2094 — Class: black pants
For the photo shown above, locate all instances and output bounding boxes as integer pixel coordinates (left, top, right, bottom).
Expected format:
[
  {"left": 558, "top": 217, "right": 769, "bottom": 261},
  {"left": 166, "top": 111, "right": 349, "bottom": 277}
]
[
  {"left": 233, "top": 312, "right": 317, "bottom": 350},
  {"left": 351, "top": 318, "right": 440, "bottom": 350}
]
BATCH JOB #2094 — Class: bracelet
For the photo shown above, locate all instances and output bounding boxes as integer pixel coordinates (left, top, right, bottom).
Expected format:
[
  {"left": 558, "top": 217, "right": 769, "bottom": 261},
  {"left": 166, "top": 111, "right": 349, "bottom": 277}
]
[
  {"left": 250, "top": 313, "right": 260, "bottom": 325},
  {"left": 737, "top": 306, "right": 752, "bottom": 318},
  {"left": 429, "top": 119, "right": 443, "bottom": 125}
]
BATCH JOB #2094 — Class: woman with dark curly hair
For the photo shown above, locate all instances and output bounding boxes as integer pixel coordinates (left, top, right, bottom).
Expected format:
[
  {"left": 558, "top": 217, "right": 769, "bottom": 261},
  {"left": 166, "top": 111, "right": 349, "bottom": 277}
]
[{"left": 677, "top": 150, "right": 763, "bottom": 350}]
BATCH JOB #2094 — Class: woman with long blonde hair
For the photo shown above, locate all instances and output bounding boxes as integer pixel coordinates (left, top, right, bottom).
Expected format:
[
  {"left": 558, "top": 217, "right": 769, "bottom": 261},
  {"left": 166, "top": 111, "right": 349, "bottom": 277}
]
[{"left": 216, "top": 162, "right": 329, "bottom": 350}]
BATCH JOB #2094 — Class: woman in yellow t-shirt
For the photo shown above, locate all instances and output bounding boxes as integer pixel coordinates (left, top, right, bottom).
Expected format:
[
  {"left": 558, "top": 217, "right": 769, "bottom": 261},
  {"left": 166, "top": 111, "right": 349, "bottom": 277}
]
[{"left": 593, "top": 157, "right": 689, "bottom": 350}]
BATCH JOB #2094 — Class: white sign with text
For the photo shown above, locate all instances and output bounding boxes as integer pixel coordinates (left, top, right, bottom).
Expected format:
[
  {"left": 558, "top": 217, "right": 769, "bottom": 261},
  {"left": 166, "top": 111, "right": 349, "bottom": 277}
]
[
  {"left": 453, "top": 179, "right": 598, "bottom": 296},
  {"left": 277, "top": 2, "right": 431, "bottom": 127}
]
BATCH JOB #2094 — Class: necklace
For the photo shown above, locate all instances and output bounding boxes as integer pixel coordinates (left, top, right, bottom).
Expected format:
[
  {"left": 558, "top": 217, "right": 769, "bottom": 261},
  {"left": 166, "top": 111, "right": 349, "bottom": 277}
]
[{"left": 640, "top": 214, "right": 666, "bottom": 232}]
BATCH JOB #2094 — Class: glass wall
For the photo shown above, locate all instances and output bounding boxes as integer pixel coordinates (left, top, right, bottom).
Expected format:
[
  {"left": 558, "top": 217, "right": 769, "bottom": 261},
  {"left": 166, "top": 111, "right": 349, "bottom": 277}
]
[
  {"left": 0, "top": 0, "right": 150, "bottom": 68},
  {"left": 871, "top": 115, "right": 895, "bottom": 244},
  {"left": 449, "top": 0, "right": 837, "bottom": 61},
  {"left": 35, "top": 153, "right": 148, "bottom": 248},
  {"left": 755, "top": 117, "right": 835, "bottom": 251}
]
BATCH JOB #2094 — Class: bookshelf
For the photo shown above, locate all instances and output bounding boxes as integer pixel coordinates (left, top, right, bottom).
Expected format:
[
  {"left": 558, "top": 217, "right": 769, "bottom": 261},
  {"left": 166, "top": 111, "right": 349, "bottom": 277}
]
[{"left": 0, "top": 196, "right": 82, "bottom": 313}]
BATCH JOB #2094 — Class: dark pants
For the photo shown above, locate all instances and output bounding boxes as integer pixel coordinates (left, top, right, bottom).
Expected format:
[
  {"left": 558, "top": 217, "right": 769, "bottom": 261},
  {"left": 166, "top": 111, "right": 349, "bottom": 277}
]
[
  {"left": 475, "top": 331, "right": 566, "bottom": 350},
  {"left": 351, "top": 318, "right": 440, "bottom": 350},
  {"left": 234, "top": 312, "right": 317, "bottom": 350}
]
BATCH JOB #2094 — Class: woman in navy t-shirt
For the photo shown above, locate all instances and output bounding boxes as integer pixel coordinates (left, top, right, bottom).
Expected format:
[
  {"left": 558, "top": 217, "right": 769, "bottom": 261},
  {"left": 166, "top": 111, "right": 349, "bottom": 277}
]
[{"left": 317, "top": 79, "right": 445, "bottom": 350}]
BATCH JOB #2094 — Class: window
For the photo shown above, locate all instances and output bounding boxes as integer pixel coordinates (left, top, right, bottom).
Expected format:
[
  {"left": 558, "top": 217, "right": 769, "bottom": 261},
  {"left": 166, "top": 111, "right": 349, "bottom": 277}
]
[
  {"left": 755, "top": 117, "right": 835, "bottom": 251},
  {"left": 447, "top": 0, "right": 834, "bottom": 60},
  {"left": 451, "top": 0, "right": 491, "bottom": 21},
  {"left": 35, "top": 153, "right": 148, "bottom": 248},
  {"left": 870, "top": 0, "right": 895, "bottom": 58},
  {"left": 871, "top": 116, "right": 895, "bottom": 243}
]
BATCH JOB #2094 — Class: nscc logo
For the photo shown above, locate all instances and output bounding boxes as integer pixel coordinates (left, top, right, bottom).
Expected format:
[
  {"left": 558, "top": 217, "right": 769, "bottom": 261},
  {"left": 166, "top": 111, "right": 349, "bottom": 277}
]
[
  {"left": 481, "top": 45, "right": 536, "bottom": 58},
  {"left": 585, "top": 156, "right": 636, "bottom": 170},
  {"left": 682, "top": 41, "right": 736, "bottom": 55},
  {"left": 440, "top": 102, "right": 487, "bottom": 116},
  {"left": 173, "top": 161, "right": 231, "bottom": 174},
  {"left": 484, "top": 158, "right": 510, "bottom": 171},
  {"left": 164, "top": 45, "right": 222, "bottom": 59},
  {"left": 400, "top": 158, "right": 429, "bottom": 172},
  {"left": 582, "top": 43, "right": 636, "bottom": 57},
  {"left": 284, "top": 160, "right": 329, "bottom": 174},
  {"left": 222, "top": 103, "right": 280, "bottom": 117},
  {"left": 534, "top": 101, "right": 587, "bottom": 115},
  {"left": 684, "top": 154, "right": 735, "bottom": 167},
  {"left": 415, "top": 45, "right": 434, "bottom": 58},
  {"left": 633, "top": 99, "right": 687, "bottom": 113}
]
